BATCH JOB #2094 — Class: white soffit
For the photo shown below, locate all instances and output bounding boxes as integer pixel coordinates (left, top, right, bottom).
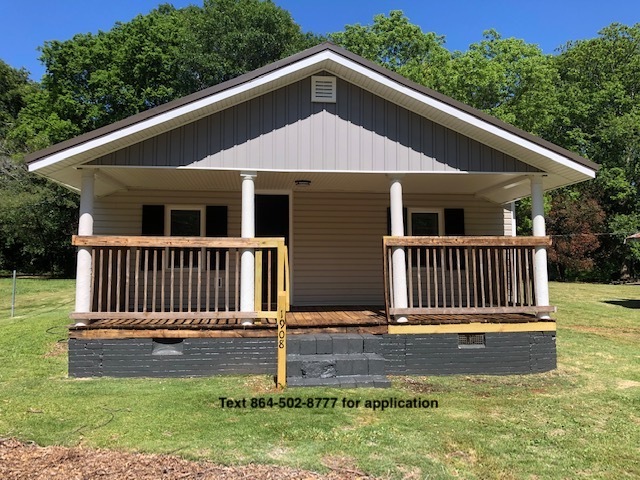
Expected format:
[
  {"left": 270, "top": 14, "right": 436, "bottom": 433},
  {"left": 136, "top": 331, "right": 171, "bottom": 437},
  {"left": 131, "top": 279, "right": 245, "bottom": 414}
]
[{"left": 75, "top": 167, "right": 523, "bottom": 198}]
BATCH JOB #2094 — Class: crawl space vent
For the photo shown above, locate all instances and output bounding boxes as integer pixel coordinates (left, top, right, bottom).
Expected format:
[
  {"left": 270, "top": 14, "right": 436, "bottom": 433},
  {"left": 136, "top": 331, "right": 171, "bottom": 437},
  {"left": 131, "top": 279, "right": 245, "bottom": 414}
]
[
  {"left": 311, "top": 76, "right": 336, "bottom": 103},
  {"left": 152, "top": 338, "right": 184, "bottom": 355},
  {"left": 458, "top": 333, "right": 485, "bottom": 348}
]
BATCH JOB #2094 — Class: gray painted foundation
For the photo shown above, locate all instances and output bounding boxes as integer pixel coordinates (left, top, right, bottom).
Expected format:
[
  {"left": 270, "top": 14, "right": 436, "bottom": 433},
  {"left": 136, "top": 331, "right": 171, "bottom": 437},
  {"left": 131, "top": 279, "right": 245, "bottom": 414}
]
[
  {"left": 68, "top": 332, "right": 555, "bottom": 378},
  {"left": 68, "top": 338, "right": 277, "bottom": 378},
  {"left": 381, "top": 332, "right": 556, "bottom": 375}
]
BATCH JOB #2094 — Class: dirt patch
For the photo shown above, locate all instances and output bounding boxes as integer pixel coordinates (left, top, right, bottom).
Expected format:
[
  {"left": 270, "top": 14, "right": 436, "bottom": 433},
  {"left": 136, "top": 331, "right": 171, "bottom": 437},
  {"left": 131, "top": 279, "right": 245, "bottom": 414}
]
[
  {"left": 397, "top": 376, "right": 450, "bottom": 394},
  {"left": 445, "top": 449, "right": 478, "bottom": 466},
  {"left": 0, "top": 438, "right": 374, "bottom": 480},
  {"left": 321, "top": 455, "right": 373, "bottom": 479},
  {"left": 44, "top": 341, "right": 67, "bottom": 358},
  {"left": 617, "top": 380, "right": 640, "bottom": 389}
]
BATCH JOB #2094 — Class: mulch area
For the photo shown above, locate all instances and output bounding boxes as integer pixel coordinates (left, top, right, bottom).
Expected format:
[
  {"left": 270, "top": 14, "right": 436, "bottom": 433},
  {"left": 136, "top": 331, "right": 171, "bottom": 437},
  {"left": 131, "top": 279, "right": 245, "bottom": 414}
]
[{"left": 0, "top": 439, "right": 374, "bottom": 480}]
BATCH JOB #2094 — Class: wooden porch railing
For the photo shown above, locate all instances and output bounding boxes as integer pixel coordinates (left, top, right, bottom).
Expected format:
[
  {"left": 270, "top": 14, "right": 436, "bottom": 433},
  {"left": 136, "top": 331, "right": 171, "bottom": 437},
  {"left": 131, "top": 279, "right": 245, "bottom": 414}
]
[
  {"left": 383, "top": 236, "right": 555, "bottom": 321},
  {"left": 70, "top": 235, "right": 289, "bottom": 320},
  {"left": 71, "top": 234, "right": 290, "bottom": 387}
]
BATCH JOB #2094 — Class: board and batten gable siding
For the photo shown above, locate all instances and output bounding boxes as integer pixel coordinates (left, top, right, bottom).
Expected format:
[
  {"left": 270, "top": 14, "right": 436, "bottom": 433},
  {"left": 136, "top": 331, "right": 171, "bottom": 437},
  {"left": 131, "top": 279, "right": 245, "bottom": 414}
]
[
  {"left": 93, "top": 190, "right": 511, "bottom": 306},
  {"left": 89, "top": 75, "right": 541, "bottom": 174}
]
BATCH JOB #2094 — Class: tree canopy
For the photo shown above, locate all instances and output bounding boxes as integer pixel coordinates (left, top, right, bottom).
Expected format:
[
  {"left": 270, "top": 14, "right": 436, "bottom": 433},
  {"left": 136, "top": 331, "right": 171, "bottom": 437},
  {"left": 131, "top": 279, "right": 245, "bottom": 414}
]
[{"left": 9, "top": 0, "right": 321, "bottom": 153}]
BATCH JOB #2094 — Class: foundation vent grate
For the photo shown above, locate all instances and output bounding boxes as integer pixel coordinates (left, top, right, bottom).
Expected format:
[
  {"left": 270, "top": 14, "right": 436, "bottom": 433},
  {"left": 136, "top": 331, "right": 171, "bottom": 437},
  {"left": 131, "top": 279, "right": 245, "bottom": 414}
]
[{"left": 458, "top": 333, "right": 486, "bottom": 348}]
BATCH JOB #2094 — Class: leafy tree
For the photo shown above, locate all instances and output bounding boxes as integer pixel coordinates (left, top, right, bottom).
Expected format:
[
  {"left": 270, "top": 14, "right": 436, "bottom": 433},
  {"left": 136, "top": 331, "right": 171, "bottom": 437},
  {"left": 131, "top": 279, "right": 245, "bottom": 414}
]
[
  {"left": 10, "top": 1, "right": 320, "bottom": 149},
  {"left": 4, "top": 0, "right": 320, "bottom": 276},
  {"left": 186, "top": 0, "right": 322, "bottom": 89},
  {"left": 10, "top": 4, "right": 197, "bottom": 151},
  {"left": 551, "top": 24, "right": 640, "bottom": 279},
  {"left": 330, "top": 11, "right": 450, "bottom": 86},
  {"left": 0, "top": 157, "right": 78, "bottom": 276},
  {"left": 546, "top": 190, "right": 606, "bottom": 280},
  {"left": 437, "top": 30, "right": 560, "bottom": 135},
  {"left": 0, "top": 60, "right": 35, "bottom": 155},
  {"left": 0, "top": 60, "right": 77, "bottom": 276}
]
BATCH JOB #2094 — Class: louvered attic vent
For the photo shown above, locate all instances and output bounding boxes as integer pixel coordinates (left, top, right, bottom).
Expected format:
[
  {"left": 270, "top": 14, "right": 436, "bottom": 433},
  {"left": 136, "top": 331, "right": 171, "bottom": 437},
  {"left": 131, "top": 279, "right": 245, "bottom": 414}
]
[{"left": 311, "top": 76, "right": 336, "bottom": 103}]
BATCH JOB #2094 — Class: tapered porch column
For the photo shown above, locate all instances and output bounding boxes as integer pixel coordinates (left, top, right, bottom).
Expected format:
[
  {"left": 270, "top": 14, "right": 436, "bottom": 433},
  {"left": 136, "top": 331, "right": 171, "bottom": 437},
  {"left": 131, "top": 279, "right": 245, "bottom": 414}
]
[
  {"left": 389, "top": 176, "right": 408, "bottom": 323},
  {"left": 240, "top": 172, "right": 257, "bottom": 324},
  {"left": 530, "top": 176, "right": 550, "bottom": 319},
  {"left": 74, "top": 169, "right": 95, "bottom": 323}
]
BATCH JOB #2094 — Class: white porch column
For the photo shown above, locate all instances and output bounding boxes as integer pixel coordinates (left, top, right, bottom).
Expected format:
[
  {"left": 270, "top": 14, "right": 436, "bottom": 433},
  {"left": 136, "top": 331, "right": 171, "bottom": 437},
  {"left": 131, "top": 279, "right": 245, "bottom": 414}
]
[
  {"left": 530, "top": 176, "right": 550, "bottom": 318},
  {"left": 509, "top": 201, "right": 517, "bottom": 237},
  {"left": 389, "top": 176, "right": 408, "bottom": 323},
  {"left": 240, "top": 172, "right": 256, "bottom": 324},
  {"left": 74, "top": 169, "right": 95, "bottom": 322}
]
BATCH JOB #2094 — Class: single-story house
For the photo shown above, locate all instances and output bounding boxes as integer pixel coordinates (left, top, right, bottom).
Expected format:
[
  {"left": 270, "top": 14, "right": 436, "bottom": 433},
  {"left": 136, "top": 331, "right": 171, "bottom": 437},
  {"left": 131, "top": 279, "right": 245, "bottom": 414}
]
[{"left": 26, "top": 43, "right": 598, "bottom": 386}]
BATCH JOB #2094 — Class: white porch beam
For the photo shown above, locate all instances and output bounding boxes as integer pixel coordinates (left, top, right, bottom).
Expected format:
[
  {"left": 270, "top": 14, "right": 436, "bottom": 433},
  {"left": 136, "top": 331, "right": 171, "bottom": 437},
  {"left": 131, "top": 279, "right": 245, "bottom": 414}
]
[
  {"left": 530, "top": 176, "right": 550, "bottom": 318},
  {"left": 389, "top": 176, "right": 408, "bottom": 323},
  {"left": 74, "top": 169, "right": 95, "bottom": 323},
  {"left": 240, "top": 172, "right": 257, "bottom": 323}
]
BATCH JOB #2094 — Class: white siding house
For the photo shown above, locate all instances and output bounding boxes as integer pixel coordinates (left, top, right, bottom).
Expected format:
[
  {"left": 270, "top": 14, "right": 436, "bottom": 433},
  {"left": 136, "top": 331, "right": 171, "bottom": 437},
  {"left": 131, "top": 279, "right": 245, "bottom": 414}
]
[{"left": 26, "top": 42, "right": 597, "bottom": 325}]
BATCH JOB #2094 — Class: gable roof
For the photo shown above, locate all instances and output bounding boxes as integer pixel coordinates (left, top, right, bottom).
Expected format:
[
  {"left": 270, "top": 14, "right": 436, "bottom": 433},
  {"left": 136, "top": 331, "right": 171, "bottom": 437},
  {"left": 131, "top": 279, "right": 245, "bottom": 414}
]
[{"left": 26, "top": 42, "right": 598, "bottom": 202}]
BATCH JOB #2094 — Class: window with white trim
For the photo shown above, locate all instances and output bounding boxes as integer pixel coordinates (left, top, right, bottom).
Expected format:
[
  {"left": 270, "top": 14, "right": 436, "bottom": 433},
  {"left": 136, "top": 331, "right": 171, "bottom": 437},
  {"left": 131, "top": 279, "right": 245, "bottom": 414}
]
[
  {"left": 408, "top": 209, "right": 444, "bottom": 236},
  {"left": 141, "top": 204, "right": 229, "bottom": 270},
  {"left": 165, "top": 206, "right": 205, "bottom": 268},
  {"left": 165, "top": 206, "right": 205, "bottom": 237}
]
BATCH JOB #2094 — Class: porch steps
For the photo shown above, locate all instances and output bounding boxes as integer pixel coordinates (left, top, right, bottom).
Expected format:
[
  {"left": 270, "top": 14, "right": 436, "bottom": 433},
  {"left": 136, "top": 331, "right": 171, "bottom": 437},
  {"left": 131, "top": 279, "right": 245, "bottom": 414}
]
[{"left": 286, "top": 334, "right": 390, "bottom": 388}]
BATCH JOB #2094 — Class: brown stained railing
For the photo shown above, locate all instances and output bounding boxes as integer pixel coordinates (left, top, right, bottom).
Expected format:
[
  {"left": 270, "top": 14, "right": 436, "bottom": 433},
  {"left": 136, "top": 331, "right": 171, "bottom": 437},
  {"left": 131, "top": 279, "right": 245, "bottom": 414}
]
[
  {"left": 383, "top": 236, "right": 556, "bottom": 321},
  {"left": 71, "top": 235, "right": 289, "bottom": 321}
]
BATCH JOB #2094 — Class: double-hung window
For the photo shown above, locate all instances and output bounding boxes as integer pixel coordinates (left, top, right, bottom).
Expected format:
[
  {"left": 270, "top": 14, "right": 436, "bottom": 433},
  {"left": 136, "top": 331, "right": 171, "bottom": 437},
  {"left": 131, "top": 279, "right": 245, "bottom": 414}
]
[
  {"left": 165, "top": 206, "right": 205, "bottom": 237},
  {"left": 141, "top": 204, "right": 228, "bottom": 270},
  {"left": 165, "top": 206, "right": 205, "bottom": 268}
]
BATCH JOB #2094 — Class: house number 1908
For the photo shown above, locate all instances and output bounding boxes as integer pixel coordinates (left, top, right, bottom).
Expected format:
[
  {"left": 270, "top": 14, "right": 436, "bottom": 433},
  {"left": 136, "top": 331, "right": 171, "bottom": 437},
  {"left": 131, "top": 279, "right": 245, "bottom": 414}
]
[{"left": 278, "top": 318, "right": 286, "bottom": 349}]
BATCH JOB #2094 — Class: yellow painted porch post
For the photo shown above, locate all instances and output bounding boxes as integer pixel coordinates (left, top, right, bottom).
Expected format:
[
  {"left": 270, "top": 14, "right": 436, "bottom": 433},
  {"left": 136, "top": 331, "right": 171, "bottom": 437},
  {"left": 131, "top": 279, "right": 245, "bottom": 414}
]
[{"left": 276, "top": 240, "right": 287, "bottom": 388}]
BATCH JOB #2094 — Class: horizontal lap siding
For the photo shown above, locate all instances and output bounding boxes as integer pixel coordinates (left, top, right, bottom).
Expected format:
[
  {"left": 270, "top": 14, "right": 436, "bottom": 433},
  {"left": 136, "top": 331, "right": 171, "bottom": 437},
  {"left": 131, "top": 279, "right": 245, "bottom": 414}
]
[
  {"left": 94, "top": 190, "right": 242, "bottom": 236},
  {"left": 294, "top": 192, "right": 386, "bottom": 305},
  {"left": 93, "top": 191, "right": 242, "bottom": 311},
  {"left": 404, "top": 194, "right": 510, "bottom": 236},
  {"left": 503, "top": 206, "right": 515, "bottom": 236},
  {"left": 293, "top": 192, "right": 509, "bottom": 306}
]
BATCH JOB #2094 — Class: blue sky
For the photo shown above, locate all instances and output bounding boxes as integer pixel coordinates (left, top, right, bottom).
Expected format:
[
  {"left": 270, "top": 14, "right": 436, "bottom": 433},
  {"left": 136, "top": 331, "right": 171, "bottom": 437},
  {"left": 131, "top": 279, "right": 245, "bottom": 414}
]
[{"left": 1, "top": 0, "right": 639, "bottom": 80}]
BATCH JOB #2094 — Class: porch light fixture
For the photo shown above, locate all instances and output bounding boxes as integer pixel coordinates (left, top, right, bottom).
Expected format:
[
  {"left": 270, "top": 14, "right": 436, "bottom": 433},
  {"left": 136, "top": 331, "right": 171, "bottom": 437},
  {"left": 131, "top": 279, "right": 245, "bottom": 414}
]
[{"left": 294, "top": 179, "right": 311, "bottom": 187}]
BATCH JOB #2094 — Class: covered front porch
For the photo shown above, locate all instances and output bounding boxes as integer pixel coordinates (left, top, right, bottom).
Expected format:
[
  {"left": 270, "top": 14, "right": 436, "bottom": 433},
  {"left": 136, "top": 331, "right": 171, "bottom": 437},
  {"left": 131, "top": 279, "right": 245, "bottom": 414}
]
[{"left": 68, "top": 233, "right": 555, "bottom": 337}]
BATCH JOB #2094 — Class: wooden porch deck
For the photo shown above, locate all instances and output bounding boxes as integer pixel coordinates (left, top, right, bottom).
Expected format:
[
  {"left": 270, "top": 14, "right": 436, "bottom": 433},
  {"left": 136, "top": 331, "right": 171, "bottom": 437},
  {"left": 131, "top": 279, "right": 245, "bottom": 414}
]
[{"left": 68, "top": 306, "right": 551, "bottom": 339}]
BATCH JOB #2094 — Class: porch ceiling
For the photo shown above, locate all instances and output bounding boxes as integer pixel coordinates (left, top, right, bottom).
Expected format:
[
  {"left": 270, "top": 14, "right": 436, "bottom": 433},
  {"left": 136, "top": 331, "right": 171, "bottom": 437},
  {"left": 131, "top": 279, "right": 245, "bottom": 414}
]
[{"left": 67, "top": 166, "right": 534, "bottom": 202}]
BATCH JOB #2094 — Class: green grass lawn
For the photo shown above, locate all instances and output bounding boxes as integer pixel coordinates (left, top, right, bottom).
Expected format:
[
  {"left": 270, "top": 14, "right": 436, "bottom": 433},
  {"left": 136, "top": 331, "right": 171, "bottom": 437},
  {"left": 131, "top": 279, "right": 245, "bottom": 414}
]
[{"left": 0, "top": 278, "right": 638, "bottom": 479}]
